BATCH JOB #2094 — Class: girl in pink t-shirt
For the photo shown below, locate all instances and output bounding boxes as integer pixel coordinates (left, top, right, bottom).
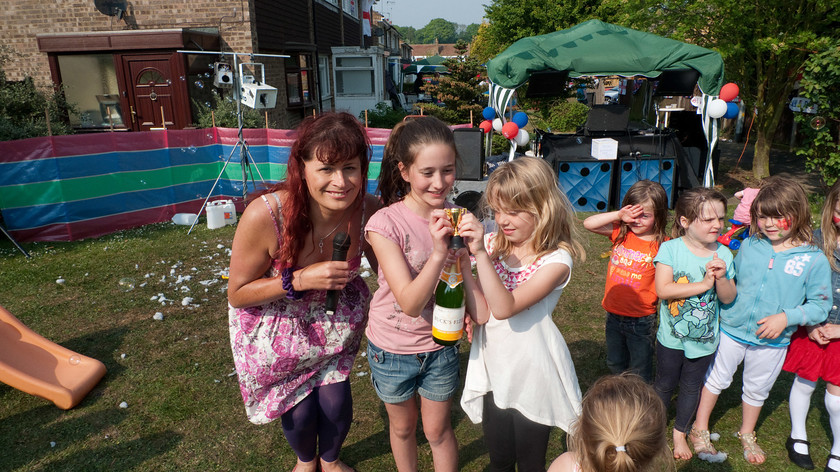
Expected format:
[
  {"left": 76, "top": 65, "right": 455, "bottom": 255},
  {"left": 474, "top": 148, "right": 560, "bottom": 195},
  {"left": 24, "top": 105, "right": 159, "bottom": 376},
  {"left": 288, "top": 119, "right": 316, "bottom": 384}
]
[{"left": 365, "top": 116, "right": 485, "bottom": 472}]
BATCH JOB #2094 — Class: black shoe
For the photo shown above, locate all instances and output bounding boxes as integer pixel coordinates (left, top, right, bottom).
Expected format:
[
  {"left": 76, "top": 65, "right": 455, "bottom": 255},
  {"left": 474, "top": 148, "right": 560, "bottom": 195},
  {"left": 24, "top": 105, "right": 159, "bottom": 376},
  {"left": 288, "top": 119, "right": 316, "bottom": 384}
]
[
  {"left": 786, "top": 437, "right": 814, "bottom": 470},
  {"left": 826, "top": 454, "right": 840, "bottom": 472}
]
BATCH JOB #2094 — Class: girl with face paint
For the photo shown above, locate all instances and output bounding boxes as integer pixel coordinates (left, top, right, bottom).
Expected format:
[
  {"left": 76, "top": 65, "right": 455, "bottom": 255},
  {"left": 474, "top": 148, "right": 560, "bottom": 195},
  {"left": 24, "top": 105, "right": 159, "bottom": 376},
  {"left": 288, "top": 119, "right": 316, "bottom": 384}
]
[{"left": 692, "top": 176, "right": 832, "bottom": 465}]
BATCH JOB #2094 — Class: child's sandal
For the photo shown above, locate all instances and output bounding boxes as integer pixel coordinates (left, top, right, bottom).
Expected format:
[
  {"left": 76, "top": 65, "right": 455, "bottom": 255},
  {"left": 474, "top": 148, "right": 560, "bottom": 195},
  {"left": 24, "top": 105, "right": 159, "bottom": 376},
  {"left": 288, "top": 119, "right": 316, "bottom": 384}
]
[
  {"left": 689, "top": 427, "right": 727, "bottom": 462},
  {"left": 737, "top": 431, "right": 765, "bottom": 464}
]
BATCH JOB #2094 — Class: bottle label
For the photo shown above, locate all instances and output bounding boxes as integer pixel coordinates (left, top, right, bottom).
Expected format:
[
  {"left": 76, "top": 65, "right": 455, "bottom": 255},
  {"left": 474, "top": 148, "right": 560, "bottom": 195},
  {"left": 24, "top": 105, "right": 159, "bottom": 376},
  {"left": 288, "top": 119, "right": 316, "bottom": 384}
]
[
  {"left": 439, "top": 267, "right": 463, "bottom": 289},
  {"left": 432, "top": 305, "right": 465, "bottom": 341}
]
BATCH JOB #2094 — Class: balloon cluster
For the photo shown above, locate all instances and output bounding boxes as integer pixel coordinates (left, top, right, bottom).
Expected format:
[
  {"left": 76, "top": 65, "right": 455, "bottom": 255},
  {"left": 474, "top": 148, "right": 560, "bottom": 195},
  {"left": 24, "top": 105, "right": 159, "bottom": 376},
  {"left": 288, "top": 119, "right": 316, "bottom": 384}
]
[
  {"left": 707, "top": 83, "right": 740, "bottom": 119},
  {"left": 479, "top": 107, "right": 531, "bottom": 147}
]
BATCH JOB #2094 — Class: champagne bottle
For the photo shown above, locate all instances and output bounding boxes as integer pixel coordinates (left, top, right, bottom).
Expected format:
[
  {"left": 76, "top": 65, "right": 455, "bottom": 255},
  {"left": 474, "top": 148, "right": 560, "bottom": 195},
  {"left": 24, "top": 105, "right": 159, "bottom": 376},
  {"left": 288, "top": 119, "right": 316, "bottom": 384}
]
[{"left": 433, "top": 209, "right": 466, "bottom": 346}]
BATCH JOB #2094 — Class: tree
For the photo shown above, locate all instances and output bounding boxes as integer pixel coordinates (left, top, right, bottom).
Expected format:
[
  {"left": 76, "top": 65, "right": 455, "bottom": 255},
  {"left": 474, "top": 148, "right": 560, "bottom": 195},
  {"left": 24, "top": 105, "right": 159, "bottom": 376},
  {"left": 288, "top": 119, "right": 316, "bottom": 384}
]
[
  {"left": 608, "top": 0, "right": 840, "bottom": 179},
  {"left": 795, "top": 40, "right": 840, "bottom": 184},
  {"left": 419, "top": 41, "right": 487, "bottom": 124},
  {"left": 394, "top": 25, "right": 418, "bottom": 44},
  {"left": 416, "top": 18, "right": 458, "bottom": 44},
  {"left": 471, "top": 0, "right": 605, "bottom": 63}
]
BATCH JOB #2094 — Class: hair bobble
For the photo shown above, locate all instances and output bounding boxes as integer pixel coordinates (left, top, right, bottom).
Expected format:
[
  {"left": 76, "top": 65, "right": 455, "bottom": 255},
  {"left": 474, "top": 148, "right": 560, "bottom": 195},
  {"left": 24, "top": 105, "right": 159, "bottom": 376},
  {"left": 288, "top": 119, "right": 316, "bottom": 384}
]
[
  {"left": 615, "top": 445, "right": 626, "bottom": 452},
  {"left": 281, "top": 267, "right": 307, "bottom": 300}
]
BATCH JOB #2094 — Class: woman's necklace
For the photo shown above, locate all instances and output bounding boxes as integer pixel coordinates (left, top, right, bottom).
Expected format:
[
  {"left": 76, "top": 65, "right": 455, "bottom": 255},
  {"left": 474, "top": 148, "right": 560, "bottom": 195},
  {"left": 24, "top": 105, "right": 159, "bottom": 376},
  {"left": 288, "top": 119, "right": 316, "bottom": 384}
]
[{"left": 314, "top": 217, "right": 346, "bottom": 254}]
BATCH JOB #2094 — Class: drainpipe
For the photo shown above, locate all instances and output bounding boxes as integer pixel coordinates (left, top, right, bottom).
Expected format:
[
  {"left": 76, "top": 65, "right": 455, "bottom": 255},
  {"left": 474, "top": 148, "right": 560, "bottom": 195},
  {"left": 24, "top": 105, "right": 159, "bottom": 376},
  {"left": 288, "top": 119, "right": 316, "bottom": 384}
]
[{"left": 311, "top": 0, "right": 322, "bottom": 113}]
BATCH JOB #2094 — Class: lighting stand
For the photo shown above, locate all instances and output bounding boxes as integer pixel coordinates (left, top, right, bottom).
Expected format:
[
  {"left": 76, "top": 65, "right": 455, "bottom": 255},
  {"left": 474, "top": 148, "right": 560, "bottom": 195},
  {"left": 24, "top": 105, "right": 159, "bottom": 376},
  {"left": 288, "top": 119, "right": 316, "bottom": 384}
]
[
  {"left": 176, "top": 49, "right": 288, "bottom": 234},
  {"left": 0, "top": 223, "right": 31, "bottom": 258}
]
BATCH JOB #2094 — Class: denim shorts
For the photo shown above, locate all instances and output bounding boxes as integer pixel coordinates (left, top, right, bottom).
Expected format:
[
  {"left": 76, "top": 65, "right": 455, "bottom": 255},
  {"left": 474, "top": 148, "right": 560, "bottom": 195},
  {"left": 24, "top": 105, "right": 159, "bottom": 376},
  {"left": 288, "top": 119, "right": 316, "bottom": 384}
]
[{"left": 367, "top": 340, "right": 460, "bottom": 403}]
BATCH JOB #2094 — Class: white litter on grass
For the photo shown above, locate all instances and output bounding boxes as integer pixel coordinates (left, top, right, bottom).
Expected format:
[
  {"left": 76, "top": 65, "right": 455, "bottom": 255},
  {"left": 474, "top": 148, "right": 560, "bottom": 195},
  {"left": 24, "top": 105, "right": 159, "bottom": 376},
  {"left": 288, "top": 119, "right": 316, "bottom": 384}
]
[
  {"left": 50, "top": 441, "right": 56, "bottom": 448},
  {"left": 56, "top": 278, "right": 65, "bottom": 285},
  {"left": 697, "top": 451, "right": 727, "bottom": 463},
  {"left": 360, "top": 270, "right": 371, "bottom": 278},
  {"left": 356, "top": 372, "right": 367, "bottom": 377},
  {"left": 360, "top": 351, "right": 366, "bottom": 357},
  {"left": 153, "top": 312, "right": 164, "bottom": 321},
  {"left": 145, "top": 273, "right": 151, "bottom": 278},
  {"left": 119, "top": 401, "right": 128, "bottom": 409},
  {"left": 214, "top": 379, "right": 221, "bottom": 383},
  {"left": 139, "top": 282, "right": 147, "bottom": 288},
  {"left": 710, "top": 432, "right": 721, "bottom": 441},
  {"left": 228, "top": 371, "right": 237, "bottom": 377},
  {"left": 120, "top": 353, "right": 126, "bottom": 359},
  {"left": 360, "top": 256, "right": 371, "bottom": 270},
  {"left": 179, "top": 286, "right": 190, "bottom": 292},
  {"left": 181, "top": 297, "right": 193, "bottom": 306},
  {"left": 217, "top": 244, "right": 225, "bottom": 249}
]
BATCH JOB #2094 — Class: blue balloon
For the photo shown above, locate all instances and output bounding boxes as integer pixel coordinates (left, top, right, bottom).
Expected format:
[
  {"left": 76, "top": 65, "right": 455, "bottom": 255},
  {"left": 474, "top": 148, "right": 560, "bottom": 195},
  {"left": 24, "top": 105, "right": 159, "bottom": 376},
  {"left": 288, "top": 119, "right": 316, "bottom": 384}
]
[
  {"left": 724, "top": 102, "right": 739, "bottom": 120},
  {"left": 482, "top": 107, "right": 496, "bottom": 120},
  {"left": 512, "top": 111, "right": 529, "bottom": 127}
]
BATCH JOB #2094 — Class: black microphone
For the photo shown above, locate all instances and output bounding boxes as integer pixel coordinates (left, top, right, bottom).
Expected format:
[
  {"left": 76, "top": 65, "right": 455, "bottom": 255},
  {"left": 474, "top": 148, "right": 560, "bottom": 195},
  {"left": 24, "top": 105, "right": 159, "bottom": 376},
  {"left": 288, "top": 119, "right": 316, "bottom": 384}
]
[{"left": 325, "top": 232, "right": 351, "bottom": 315}]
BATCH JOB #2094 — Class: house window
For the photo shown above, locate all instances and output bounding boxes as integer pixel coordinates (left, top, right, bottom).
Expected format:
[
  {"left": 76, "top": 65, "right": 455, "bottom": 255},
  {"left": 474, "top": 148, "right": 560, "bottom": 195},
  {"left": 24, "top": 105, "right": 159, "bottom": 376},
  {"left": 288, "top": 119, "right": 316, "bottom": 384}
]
[
  {"left": 319, "top": 0, "right": 338, "bottom": 7},
  {"left": 318, "top": 56, "right": 331, "bottom": 99},
  {"left": 56, "top": 54, "right": 125, "bottom": 129},
  {"left": 342, "top": 0, "right": 357, "bottom": 16},
  {"left": 285, "top": 54, "right": 314, "bottom": 107},
  {"left": 334, "top": 56, "right": 374, "bottom": 96}
]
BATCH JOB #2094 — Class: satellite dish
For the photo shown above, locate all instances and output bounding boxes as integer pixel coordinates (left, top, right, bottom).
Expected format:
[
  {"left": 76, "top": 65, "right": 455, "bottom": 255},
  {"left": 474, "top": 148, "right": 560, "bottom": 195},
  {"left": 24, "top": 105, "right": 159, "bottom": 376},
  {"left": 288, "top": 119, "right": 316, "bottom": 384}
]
[{"left": 94, "top": 0, "right": 127, "bottom": 17}]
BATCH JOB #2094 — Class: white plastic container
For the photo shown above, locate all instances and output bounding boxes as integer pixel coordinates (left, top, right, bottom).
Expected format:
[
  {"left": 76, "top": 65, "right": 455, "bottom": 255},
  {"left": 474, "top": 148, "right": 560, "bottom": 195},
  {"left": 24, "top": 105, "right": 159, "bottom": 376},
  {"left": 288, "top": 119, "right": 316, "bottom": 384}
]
[
  {"left": 171, "top": 213, "right": 198, "bottom": 225},
  {"left": 206, "top": 200, "right": 237, "bottom": 229}
]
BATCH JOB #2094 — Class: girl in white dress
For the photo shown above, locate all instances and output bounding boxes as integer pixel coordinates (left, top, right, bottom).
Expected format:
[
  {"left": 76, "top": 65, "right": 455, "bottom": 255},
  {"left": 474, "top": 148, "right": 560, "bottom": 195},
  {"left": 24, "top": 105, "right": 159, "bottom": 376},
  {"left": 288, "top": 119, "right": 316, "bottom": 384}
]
[{"left": 458, "top": 157, "right": 585, "bottom": 471}]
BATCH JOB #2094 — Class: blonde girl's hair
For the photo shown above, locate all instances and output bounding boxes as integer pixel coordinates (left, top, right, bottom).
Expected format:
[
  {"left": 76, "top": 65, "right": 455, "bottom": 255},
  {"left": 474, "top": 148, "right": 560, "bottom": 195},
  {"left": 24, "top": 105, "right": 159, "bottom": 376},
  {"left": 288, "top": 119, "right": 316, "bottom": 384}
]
[
  {"left": 483, "top": 157, "right": 585, "bottom": 262},
  {"left": 750, "top": 175, "right": 814, "bottom": 246},
  {"left": 614, "top": 180, "right": 670, "bottom": 248},
  {"left": 571, "top": 374, "right": 674, "bottom": 472},
  {"left": 376, "top": 116, "right": 458, "bottom": 206},
  {"left": 819, "top": 180, "right": 840, "bottom": 271},
  {"left": 671, "top": 187, "right": 728, "bottom": 238}
]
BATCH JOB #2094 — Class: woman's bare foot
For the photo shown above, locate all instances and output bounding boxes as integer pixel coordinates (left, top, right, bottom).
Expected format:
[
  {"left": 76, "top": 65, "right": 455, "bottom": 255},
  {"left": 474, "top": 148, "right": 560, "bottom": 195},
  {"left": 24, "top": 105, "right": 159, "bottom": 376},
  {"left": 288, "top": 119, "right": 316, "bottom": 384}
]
[
  {"left": 291, "top": 458, "right": 318, "bottom": 472},
  {"left": 319, "top": 458, "right": 356, "bottom": 472},
  {"left": 673, "top": 429, "right": 692, "bottom": 460}
]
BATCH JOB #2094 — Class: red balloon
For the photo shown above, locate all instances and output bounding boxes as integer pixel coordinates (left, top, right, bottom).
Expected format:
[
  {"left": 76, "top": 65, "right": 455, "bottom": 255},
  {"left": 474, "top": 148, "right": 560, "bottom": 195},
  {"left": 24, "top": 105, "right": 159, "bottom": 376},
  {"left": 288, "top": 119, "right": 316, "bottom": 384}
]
[
  {"left": 720, "top": 83, "right": 740, "bottom": 102},
  {"left": 501, "top": 121, "right": 519, "bottom": 139},
  {"left": 479, "top": 120, "right": 492, "bottom": 133}
]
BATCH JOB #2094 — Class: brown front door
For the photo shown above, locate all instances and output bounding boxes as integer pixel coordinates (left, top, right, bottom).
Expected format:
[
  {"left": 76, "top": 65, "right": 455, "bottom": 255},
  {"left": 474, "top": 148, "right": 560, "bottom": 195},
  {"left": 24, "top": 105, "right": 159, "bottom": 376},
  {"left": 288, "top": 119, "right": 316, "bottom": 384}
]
[{"left": 122, "top": 54, "right": 188, "bottom": 131}]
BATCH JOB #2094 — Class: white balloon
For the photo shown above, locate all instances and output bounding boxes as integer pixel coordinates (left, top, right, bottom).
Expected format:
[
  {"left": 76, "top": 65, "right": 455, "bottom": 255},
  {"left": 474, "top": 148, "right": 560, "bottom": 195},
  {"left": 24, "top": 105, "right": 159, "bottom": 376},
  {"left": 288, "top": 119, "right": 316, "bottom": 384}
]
[
  {"left": 492, "top": 118, "right": 503, "bottom": 132},
  {"left": 707, "top": 99, "right": 728, "bottom": 119},
  {"left": 515, "top": 129, "right": 530, "bottom": 147}
]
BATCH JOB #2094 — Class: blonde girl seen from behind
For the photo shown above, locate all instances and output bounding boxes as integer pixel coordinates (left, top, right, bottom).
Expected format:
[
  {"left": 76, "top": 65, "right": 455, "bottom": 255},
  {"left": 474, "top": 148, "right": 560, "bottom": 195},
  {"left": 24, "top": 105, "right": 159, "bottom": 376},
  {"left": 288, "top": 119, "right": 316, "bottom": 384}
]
[{"left": 548, "top": 374, "right": 674, "bottom": 472}]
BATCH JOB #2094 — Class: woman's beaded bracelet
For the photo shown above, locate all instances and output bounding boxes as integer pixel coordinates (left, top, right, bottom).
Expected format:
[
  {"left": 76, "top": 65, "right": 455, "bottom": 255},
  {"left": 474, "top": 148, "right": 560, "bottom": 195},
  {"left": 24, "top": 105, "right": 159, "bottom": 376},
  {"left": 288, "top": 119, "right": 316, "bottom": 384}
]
[{"left": 281, "top": 267, "right": 306, "bottom": 300}]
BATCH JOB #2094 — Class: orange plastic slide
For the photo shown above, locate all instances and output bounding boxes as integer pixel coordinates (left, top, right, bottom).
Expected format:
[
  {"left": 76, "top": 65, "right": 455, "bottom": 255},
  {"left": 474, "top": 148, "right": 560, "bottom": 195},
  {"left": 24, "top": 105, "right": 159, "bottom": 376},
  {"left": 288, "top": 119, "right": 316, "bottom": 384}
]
[{"left": 0, "top": 305, "right": 106, "bottom": 409}]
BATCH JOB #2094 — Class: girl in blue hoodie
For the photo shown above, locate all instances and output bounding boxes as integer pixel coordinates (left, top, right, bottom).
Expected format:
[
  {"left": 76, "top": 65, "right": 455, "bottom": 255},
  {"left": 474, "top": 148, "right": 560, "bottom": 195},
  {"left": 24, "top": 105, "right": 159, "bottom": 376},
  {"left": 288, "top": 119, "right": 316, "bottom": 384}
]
[{"left": 691, "top": 176, "right": 832, "bottom": 465}]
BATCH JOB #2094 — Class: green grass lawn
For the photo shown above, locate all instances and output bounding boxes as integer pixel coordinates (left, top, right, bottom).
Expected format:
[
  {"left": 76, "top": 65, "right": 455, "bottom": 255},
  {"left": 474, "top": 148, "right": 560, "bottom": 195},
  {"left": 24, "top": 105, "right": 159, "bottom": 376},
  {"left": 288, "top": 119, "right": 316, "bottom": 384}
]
[{"left": 0, "top": 216, "right": 832, "bottom": 471}]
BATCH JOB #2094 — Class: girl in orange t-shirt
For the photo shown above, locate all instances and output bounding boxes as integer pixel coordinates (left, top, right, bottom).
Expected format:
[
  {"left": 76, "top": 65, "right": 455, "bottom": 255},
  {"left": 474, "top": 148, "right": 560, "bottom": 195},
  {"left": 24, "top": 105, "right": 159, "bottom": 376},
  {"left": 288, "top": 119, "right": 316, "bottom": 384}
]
[{"left": 583, "top": 180, "right": 670, "bottom": 382}]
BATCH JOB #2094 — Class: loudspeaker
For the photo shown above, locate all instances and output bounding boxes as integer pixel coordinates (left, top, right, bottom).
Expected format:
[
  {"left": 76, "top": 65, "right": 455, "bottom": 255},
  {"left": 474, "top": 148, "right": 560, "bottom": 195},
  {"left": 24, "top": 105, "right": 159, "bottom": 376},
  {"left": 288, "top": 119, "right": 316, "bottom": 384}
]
[
  {"left": 454, "top": 128, "right": 484, "bottom": 181},
  {"left": 617, "top": 157, "right": 677, "bottom": 208},
  {"left": 525, "top": 69, "right": 570, "bottom": 98},
  {"left": 556, "top": 160, "right": 614, "bottom": 212},
  {"left": 585, "top": 105, "right": 630, "bottom": 136},
  {"left": 653, "top": 69, "right": 700, "bottom": 97}
]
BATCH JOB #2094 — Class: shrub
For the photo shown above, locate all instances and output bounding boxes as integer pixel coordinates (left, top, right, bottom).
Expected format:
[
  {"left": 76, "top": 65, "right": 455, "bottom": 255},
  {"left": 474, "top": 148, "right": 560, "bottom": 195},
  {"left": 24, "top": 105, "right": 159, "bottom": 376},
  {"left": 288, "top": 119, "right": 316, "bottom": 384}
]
[
  {"left": 359, "top": 102, "right": 406, "bottom": 129},
  {"left": 191, "top": 89, "right": 268, "bottom": 129}
]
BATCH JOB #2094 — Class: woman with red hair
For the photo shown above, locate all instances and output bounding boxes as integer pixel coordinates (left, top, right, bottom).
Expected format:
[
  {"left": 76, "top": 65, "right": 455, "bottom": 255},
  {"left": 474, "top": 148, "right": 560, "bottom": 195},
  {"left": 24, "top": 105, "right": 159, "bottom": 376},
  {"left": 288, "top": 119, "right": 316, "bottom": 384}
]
[{"left": 228, "top": 112, "right": 379, "bottom": 472}]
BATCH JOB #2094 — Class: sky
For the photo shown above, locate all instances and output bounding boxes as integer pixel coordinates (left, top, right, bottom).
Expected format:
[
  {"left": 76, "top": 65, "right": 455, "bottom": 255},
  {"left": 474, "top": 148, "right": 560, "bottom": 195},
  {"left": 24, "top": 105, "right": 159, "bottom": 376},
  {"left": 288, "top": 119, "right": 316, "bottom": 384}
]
[{"left": 377, "top": 0, "right": 488, "bottom": 29}]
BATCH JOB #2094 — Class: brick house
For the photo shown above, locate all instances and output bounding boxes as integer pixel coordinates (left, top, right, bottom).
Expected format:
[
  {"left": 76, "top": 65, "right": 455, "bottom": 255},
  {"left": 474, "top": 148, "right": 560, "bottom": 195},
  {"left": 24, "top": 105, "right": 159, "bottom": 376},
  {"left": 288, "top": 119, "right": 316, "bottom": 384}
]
[{"left": 0, "top": 0, "right": 399, "bottom": 131}]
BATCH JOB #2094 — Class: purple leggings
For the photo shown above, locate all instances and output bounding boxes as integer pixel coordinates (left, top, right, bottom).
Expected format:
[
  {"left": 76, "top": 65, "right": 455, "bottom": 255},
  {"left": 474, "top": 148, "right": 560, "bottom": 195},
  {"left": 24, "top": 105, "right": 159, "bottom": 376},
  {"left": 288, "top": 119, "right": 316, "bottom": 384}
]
[{"left": 281, "top": 380, "right": 353, "bottom": 462}]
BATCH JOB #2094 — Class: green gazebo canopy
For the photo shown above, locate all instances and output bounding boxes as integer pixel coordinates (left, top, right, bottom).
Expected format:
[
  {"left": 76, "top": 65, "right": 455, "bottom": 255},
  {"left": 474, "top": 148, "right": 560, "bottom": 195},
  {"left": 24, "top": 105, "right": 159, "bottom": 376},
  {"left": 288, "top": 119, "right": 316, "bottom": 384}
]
[
  {"left": 486, "top": 19, "right": 724, "bottom": 95},
  {"left": 404, "top": 55, "right": 449, "bottom": 75}
]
